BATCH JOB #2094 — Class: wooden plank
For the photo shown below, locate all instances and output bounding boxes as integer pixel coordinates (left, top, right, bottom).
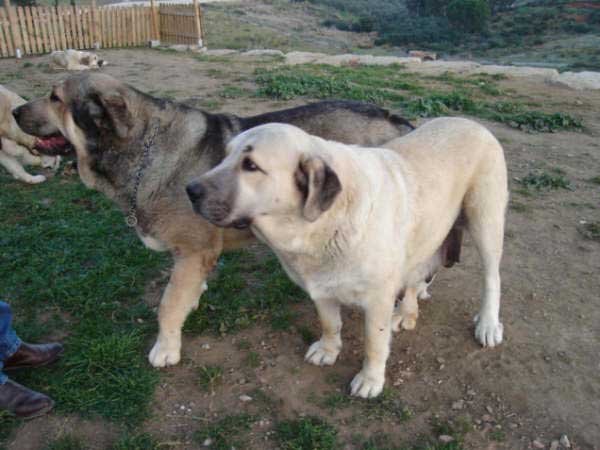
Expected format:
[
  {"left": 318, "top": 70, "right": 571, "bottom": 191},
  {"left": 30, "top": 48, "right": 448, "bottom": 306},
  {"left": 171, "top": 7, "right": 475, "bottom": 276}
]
[
  {"left": 99, "top": 6, "right": 105, "bottom": 48},
  {"left": 17, "top": 7, "right": 30, "bottom": 55},
  {"left": 0, "top": 8, "right": 13, "bottom": 57},
  {"left": 32, "top": 7, "right": 44, "bottom": 53},
  {"left": 103, "top": 7, "right": 109, "bottom": 48},
  {"left": 130, "top": 7, "right": 135, "bottom": 46},
  {"left": 49, "top": 6, "right": 59, "bottom": 51},
  {"left": 72, "top": 6, "right": 85, "bottom": 49},
  {"left": 44, "top": 6, "right": 54, "bottom": 51},
  {"left": 6, "top": 0, "right": 21, "bottom": 57},
  {"left": 24, "top": 7, "right": 35, "bottom": 54},
  {"left": 120, "top": 7, "right": 125, "bottom": 47},
  {"left": 77, "top": 6, "right": 86, "bottom": 49},
  {"left": 132, "top": 6, "right": 138, "bottom": 45},
  {"left": 82, "top": 7, "right": 90, "bottom": 49},
  {"left": 36, "top": 7, "right": 48, "bottom": 53},
  {"left": 56, "top": 6, "right": 66, "bottom": 50},
  {"left": 0, "top": 9, "right": 9, "bottom": 57},
  {"left": 111, "top": 7, "right": 117, "bottom": 48}
]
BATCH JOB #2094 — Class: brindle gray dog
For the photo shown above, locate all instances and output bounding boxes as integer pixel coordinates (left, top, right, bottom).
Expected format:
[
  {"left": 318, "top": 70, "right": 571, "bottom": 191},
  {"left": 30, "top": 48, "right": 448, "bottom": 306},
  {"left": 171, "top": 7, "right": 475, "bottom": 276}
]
[{"left": 13, "top": 72, "right": 414, "bottom": 367}]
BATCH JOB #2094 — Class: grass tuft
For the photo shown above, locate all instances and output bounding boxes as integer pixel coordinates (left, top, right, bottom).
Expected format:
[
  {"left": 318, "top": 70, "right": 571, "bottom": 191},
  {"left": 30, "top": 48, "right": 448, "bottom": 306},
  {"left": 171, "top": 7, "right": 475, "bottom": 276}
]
[
  {"left": 43, "top": 435, "right": 86, "bottom": 450},
  {"left": 276, "top": 416, "right": 338, "bottom": 450},
  {"left": 194, "top": 413, "right": 255, "bottom": 450},
  {"left": 197, "top": 365, "right": 224, "bottom": 391},
  {"left": 111, "top": 432, "right": 161, "bottom": 450},
  {"left": 578, "top": 221, "right": 600, "bottom": 242},
  {"left": 518, "top": 169, "right": 572, "bottom": 191}
]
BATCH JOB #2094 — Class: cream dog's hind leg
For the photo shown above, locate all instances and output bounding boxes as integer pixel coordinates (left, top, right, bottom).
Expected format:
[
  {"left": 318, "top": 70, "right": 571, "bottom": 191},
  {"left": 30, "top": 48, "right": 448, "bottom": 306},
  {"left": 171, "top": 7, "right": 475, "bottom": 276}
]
[
  {"left": 465, "top": 180, "right": 507, "bottom": 348},
  {"left": 305, "top": 297, "right": 342, "bottom": 366},
  {"left": 0, "top": 150, "right": 45, "bottom": 184},
  {"left": 392, "top": 286, "right": 419, "bottom": 332}
]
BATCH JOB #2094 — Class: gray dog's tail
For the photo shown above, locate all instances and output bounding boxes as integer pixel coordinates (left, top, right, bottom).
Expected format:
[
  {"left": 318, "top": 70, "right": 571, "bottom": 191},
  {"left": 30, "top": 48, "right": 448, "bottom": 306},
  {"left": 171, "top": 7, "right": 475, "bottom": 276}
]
[{"left": 388, "top": 112, "right": 415, "bottom": 131}]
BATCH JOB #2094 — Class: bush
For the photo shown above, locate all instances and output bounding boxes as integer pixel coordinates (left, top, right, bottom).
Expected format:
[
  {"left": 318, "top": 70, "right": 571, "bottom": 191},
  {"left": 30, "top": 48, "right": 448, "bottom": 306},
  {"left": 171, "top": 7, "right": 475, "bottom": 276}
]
[{"left": 447, "top": 0, "right": 490, "bottom": 33}]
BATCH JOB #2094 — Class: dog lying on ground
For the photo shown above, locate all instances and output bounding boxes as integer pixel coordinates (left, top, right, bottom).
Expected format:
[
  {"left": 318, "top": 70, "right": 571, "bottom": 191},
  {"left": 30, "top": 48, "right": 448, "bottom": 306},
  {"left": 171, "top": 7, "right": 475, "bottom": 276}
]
[
  {"left": 0, "top": 86, "right": 60, "bottom": 183},
  {"left": 187, "top": 118, "right": 508, "bottom": 398},
  {"left": 50, "top": 50, "right": 107, "bottom": 71},
  {"left": 13, "top": 72, "right": 414, "bottom": 367}
]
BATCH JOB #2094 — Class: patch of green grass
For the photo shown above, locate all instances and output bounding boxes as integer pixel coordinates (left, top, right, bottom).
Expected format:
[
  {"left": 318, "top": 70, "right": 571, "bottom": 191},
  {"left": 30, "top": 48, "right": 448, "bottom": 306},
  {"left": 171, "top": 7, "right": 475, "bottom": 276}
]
[
  {"left": 183, "top": 250, "right": 306, "bottom": 335},
  {"left": 43, "top": 435, "right": 86, "bottom": 450},
  {"left": 236, "top": 338, "right": 251, "bottom": 350},
  {"left": 588, "top": 176, "right": 600, "bottom": 185},
  {"left": 362, "top": 388, "right": 413, "bottom": 421},
  {"left": 246, "top": 351, "right": 261, "bottom": 368},
  {"left": 276, "top": 416, "right": 338, "bottom": 450},
  {"left": 194, "top": 413, "right": 255, "bottom": 450},
  {"left": 111, "top": 432, "right": 161, "bottom": 450},
  {"left": 490, "top": 429, "right": 506, "bottom": 442},
  {"left": 298, "top": 325, "right": 316, "bottom": 345},
  {"left": 219, "top": 85, "right": 250, "bottom": 98},
  {"left": 255, "top": 65, "right": 409, "bottom": 104},
  {"left": 518, "top": 169, "right": 572, "bottom": 191},
  {"left": 578, "top": 221, "right": 600, "bottom": 242},
  {"left": 509, "top": 200, "right": 531, "bottom": 213},
  {"left": 0, "top": 173, "right": 168, "bottom": 428},
  {"left": 197, "top": 365, "right": 224, "bottom": 391},
  {"left": 487, "top": 110, "right": 583, "bottom": 132},
  {"left": 431, "top": 416, "right": 471, "bottom": 448}
]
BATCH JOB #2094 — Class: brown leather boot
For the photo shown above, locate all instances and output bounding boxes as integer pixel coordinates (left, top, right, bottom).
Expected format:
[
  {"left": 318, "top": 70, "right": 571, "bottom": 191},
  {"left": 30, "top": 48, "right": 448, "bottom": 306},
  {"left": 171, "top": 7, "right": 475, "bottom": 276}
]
[
  {"left": 0, "top": 379, "right": 54, "bottom": 419},
  {"left": 3, "top": 342, "right": 63, "bottom": 371}
]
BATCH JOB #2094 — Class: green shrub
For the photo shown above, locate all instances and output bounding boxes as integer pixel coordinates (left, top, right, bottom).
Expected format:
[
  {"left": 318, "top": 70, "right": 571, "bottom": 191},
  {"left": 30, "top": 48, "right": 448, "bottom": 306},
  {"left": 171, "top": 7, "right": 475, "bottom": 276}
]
[{"left": 447, "top": 0, "right": 491, "bottom": 33}]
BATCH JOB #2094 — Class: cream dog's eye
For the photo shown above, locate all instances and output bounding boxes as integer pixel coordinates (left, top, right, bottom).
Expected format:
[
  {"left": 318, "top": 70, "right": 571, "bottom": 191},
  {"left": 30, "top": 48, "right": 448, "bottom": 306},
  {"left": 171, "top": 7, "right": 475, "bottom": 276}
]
[{"left": 242, "top": 157, "right": 259, "bottom": 172}]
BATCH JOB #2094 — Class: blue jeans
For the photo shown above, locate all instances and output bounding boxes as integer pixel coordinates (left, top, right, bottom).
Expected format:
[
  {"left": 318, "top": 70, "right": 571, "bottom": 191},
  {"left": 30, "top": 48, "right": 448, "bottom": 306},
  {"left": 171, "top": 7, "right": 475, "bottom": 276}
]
[{"left": 0, "top": 302, "right": 21, "bottom": 385}]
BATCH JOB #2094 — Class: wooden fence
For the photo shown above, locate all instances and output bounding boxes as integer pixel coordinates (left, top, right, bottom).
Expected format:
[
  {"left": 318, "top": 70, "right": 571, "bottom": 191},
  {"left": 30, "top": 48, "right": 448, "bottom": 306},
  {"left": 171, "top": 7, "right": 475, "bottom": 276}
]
[{"left": 0, "top": 0, "right": 204, "bottom": 58}]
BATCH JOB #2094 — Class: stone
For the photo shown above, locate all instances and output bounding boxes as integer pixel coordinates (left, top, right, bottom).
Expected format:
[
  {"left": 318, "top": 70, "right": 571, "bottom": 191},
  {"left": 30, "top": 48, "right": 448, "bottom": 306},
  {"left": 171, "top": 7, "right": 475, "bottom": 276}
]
[
  {"left": 532, "top": 439, "right": 545, "bottom": 449},
  {"left": 241, "top": 49, "right": 284, "bottom": 57},
  {"left": 438, "top": 435, "right": 454, "bottom": 443},
  {"left": 452, "top": 400, "right": 464, "bottom": 410},
  {"left": 239, "top": 394, "right": 253, "bottom": 402},
  {"left": 482, "top": 414, "right": 493, "bottom": 422},
  {"left": 559, "top": 435, "right": 571, "bottom": 448},
  {"left": 202, "top": 438, "right": 213, "bottom": 447}
]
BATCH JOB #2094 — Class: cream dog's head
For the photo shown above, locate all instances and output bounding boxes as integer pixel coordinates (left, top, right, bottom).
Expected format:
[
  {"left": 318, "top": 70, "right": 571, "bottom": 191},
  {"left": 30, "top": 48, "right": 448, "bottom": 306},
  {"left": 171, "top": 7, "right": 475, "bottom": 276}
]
[{"left": 186, "top": 123, "right": 342, "bottom": 229}]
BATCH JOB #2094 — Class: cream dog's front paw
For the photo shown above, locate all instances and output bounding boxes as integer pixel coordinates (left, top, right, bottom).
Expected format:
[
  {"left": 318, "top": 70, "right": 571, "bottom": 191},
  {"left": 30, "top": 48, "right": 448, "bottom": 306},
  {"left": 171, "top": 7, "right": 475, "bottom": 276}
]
[
  {"left": 305, "top": 339, "right": 340, "bottom": 366},
  {"left": 350, "top": 370, "right": 385, "bottom": 398},
  {"left": 148, "top": 334, "right": 181, "bottom": 367},
  {"left": 474, "top": 314, "right": 503, "bottom": 348}
]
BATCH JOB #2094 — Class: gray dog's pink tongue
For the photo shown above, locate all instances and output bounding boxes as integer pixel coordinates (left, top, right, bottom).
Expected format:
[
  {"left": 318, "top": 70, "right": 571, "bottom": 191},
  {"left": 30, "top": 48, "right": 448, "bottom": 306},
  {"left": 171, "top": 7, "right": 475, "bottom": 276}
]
[{"left": 35, "top": 136, "right": 70, "bottom": 153}]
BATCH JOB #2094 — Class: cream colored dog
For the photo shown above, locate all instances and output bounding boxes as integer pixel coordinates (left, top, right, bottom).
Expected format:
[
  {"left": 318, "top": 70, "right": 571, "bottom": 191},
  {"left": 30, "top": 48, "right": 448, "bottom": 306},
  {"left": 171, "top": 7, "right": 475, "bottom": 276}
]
[
  {"left": 50, "top": 50, "right": 106, "bottom": 71},
  {"left": 0, "top": 87, "right": 60, "bottom": 183},
  {"left": 187, "top": 117, "right": 508, "bottom": 398}
]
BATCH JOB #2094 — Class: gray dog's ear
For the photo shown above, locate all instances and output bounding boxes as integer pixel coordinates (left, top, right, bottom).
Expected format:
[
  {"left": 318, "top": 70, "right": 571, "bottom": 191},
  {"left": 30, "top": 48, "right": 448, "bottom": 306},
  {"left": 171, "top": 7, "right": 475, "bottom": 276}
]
[
  {"left": 88, "top": 91, "right": 132, "bottom": 139},
  {"left": 295, "top": 154, "right": 341, "bottom": 222}
]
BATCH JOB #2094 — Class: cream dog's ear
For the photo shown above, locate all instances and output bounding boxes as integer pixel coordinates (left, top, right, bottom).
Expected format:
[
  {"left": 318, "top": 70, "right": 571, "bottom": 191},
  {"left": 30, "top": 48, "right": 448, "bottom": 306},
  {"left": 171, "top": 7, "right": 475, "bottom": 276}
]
[{"left": 295, "top": 154, "right": 341, "bottom": 222}]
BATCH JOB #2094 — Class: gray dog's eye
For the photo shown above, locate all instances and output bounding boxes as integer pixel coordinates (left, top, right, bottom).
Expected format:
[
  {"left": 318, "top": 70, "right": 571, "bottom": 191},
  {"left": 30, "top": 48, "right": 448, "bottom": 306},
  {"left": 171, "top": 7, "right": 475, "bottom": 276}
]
[{"left": 242, "top": 157, "right": 259, "bottom": 172}]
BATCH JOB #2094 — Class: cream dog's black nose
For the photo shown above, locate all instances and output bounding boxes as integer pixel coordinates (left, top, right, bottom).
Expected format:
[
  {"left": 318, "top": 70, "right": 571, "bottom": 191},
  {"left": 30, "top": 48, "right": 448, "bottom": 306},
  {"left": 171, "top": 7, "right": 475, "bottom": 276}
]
[{"left": 186, "top": 182, "right": 205, "bottom": 203}]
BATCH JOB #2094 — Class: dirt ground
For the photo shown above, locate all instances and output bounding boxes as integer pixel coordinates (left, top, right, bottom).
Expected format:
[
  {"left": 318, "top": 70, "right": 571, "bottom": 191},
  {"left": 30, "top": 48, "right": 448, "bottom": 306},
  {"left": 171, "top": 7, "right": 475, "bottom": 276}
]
[{"left": 0, "top": 47, "right": 599, "bottom": 450}]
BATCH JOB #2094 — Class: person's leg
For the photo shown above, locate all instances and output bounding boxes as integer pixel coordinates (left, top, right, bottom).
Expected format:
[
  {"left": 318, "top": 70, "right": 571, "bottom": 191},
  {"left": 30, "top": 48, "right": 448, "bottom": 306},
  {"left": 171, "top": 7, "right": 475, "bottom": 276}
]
[{"left": 0, "top": 301, "right": 21, "bottom": 384}]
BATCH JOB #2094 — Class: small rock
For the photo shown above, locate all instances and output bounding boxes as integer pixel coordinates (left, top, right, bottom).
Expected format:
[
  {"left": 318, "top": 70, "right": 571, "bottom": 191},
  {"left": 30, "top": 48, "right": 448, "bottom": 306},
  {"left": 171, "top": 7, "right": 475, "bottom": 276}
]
[
  {"left": 559, "top": 435, "right": 571, "bottom": 448},
  {"left": 509, "top": 422, "right": 518, "bottom": 429},
  {"left": 436, "top": 357, "right": 445, "bottom": 364},
  {"left": 532, "top": 439, "right": 545, "bottom": 449},
  {"left": 482, "top": 414, "right": 493, "bottom": 422},
  {"left": 201, "top": 343, "right": 211, "bottom": 350},
  {"left": 467, "top": 389, "right": 476, "bottom": 396},
  {"left": 239, "top": 394, "right": 253, "bottom": 402},
  {"left": 438, "top": 435, "right": 454, "bottom": 444},
  {"left": 549, "top": 441, "right": 559, "bottom": 450},
  {"left": 452, "top": 399, "right": 464, "bottom": 410},
  {"left": 180, "top": 405, "right": 186, "bottom": 411},
  {"left": 202, "top": 437, "right": 213, "bottom": 447}
]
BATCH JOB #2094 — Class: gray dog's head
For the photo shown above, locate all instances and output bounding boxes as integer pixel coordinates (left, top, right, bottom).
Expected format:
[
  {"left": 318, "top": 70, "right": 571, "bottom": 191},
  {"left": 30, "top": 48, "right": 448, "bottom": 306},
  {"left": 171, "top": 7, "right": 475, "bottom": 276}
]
[
  {"left": 12, "top": 72, "right": 137, "bottom": 157},
  {"left": 186, "top": 123, "right": 342, "bottom": 230}
]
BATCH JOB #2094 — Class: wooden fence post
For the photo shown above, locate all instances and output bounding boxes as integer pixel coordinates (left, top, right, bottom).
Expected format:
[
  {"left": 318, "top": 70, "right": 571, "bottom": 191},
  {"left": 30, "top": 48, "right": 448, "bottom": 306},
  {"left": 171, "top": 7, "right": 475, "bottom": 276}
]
[
  {"left": 5, "top": 0, "right": 22, "bottom": 58},
  {"left": 192, "top": 0, "right": 203, "bottom": 48},
  {"left": 91, "top": 0, "right": 100, "bottom": 49},
  {"left": 149, "top": 0, "right": 159, "bottom": 47}
]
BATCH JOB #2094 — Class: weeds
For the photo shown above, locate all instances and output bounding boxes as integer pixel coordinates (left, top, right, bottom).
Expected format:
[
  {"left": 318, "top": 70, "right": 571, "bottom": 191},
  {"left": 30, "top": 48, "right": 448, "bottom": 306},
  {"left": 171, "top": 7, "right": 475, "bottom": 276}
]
[
  {"left": 578, "top": 221, "right": 600, "bottom": 242},
  {"left": 519, "top": 169, "right": 572, "bottom": 191},
  {"left": 43, "top": 436, "right": 86, "bottom": 450},
  {"left": 246, "top": 351, "right": 261, "bottom": 368},
  {"left": 194, "top": 414, "right": 255, "bottom": 450},
  {"left": 111, "top": 433, "right": 160, "bottom": 450},
  {"left": 197, "top": 365, "right": 224, "bottom": 391},
  {"left": 276, "top": 416, "right": 338, "bottom": 450}
]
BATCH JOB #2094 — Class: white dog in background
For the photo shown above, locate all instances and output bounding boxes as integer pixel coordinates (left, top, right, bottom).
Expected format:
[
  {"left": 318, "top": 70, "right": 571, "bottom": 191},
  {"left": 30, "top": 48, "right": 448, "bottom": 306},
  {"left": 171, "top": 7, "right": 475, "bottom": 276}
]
[
  {"left": 0, "top": 86, "right": 60, "bottom": 184},
  {"left": 188, "top": 118, "right": 508, "bottom": 398},
  {"left": 50, "top": 49, "right": 107, "bottom": 71}
]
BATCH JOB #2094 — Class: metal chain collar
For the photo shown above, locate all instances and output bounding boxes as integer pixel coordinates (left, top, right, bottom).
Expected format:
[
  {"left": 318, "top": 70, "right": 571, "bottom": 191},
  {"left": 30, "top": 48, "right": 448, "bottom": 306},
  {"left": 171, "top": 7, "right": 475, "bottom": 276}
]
[{"left": 126, "top": 121, "right": 160, "bottom": 228}]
